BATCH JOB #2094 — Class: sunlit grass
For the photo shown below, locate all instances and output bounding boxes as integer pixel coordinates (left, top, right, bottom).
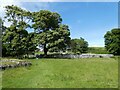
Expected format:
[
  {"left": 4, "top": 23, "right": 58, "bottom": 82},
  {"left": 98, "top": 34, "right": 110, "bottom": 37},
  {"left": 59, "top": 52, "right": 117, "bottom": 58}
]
[{"left": 2, "top": 58, "right": 118, "bottom": 88}]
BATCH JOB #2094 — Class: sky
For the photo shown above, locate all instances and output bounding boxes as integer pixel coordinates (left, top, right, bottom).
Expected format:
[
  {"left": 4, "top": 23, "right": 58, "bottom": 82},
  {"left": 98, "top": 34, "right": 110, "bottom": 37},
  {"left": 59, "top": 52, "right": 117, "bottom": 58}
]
[{"left": 0, "top": 0, "right": 118, "bottom": 47}]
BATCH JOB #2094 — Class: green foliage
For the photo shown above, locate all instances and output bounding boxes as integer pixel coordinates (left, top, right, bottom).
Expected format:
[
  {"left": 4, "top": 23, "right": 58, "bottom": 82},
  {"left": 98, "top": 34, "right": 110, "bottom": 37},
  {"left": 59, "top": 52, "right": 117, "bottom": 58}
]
[
  {"left": 2, "top": 5, "right": 71, "bottom": 57},
  {"left": 0, "top": 18, "right": 2, "bottom": 58},
  {"left": 0, "top": 17, "right": 6, "bottom": 34},
  {"left": 70, "top": 37, "right": 88, "bottom": 54},
  {"left": 32, "top": 10, "right": 62, "bottom": 32},
  {"left": 32, "top": 10, "right": 71, "bottom": 55},
  {"left": 88, "top": 47, "right": 109, "bottom": 54},
  {"left": 2, "top": 5, "right": 36, "bottom": 57},
  {"left": 104, "top": 28, "right": 120, "bottom": 55}
]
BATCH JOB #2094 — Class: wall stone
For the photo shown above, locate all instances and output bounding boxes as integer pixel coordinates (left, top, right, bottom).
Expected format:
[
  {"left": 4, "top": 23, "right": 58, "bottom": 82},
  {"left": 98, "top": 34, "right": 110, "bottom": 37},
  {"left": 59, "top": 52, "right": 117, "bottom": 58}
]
[
  {"left": 36, "top": 54, "right": 114, "bottom": 59},
  {"left": 0, "top": 60, "right": 32, "bottom": 70}
]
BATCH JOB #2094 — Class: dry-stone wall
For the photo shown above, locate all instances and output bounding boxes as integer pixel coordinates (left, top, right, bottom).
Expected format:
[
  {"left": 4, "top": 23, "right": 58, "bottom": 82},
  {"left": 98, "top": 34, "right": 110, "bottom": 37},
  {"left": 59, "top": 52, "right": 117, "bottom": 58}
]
[
  {"left": 0, "top": 59, "right": 32, "bottom": 70},
  {"left": 37, "top": 54, "right": 114, "bottom": 59}
]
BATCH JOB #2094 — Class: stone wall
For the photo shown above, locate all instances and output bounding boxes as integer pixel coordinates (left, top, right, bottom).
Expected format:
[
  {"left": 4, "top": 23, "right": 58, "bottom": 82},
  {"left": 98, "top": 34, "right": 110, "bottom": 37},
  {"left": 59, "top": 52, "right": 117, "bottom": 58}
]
[
  {"left": 0, "top": 60, "right": 32, "bottom": 70},
  {"left": 36, "top": 54, "right": 114, "bottom": 59}
]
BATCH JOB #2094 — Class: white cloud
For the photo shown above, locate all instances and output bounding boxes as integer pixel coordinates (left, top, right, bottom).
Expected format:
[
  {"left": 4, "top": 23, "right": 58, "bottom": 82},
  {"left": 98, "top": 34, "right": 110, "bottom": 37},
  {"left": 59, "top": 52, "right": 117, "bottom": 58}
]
[
  {"left": 15, "top": 0, "right": 119, "bottom": 2},
  {"left": 0, "top": 0, "right": 22, "bottom": 17},
  {"left": 0, "top": 0, "right": 54, "bottom": 27},
  {"left": 16, "top": 0, "right": 58, "bottom": 2},
  {"left": 28, "top": 3, "right": 50, "bottom": 12},
  {"left": 0, "top": 0, "right": 24, "bottom": 27},
  {"left": 0, "top": 0, "right": 118, "bottom": 27}
]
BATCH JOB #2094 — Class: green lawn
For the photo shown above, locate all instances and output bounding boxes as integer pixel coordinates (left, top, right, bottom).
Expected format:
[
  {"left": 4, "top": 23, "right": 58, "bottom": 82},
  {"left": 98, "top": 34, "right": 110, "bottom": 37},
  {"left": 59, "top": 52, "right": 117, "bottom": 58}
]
[{"left": 2, "top": 58, "right": 118, "bottom": 88}]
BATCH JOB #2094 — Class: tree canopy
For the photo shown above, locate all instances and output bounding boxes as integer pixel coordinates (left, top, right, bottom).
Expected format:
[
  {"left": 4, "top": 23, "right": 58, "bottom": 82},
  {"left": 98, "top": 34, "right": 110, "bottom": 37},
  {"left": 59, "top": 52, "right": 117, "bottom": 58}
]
[
  {"left": 104, "top": 28, "right": 120, "bottom": 55},
  {"left": 70, "top": 37, "right": 88, "bottom": 54},
  {"left": 2, "top": 5, "right": 35, "bottom": 57},
  {"left": 32, "top": 10, "right": 71, "bottom": 55},
  {"left": 2, "top": 5, "right": 71, "bottom": 57},
  {"left": 2, "top": 5, "right": 93, "bottom": 58}
]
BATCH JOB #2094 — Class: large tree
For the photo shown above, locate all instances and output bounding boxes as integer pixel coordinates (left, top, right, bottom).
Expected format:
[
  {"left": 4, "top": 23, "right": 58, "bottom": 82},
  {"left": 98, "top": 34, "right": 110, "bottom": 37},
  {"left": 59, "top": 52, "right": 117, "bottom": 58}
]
[
  {"left": 1, "top": 17, "right": 7, "bottom": 57},
  {"left": 32, "top": 10, "right": 70, "bottom": 56},
  {"left": 0, "top": 18, "right": 6, "bottom": 34},
  {"left": 70, "top": 37, "right": 88, "bottom": 54},
  {"left": 104, "top": 28, "right": 120, "bottom": 55},
  {"left": 0, "top": 18, "right": 4, "bottom": 57},
  {"left": 25, "top": 32, "right": 36, "bottom": 56},
  {"left": 2, "top": 5, "right": 35, "bottom": 57}
]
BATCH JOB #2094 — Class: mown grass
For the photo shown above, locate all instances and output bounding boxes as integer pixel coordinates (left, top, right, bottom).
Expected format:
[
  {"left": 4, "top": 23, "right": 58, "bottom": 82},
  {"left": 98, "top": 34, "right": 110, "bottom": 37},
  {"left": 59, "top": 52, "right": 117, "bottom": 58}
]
[{"left": 2, "top": 58, "right": 118, "bottom": 88}]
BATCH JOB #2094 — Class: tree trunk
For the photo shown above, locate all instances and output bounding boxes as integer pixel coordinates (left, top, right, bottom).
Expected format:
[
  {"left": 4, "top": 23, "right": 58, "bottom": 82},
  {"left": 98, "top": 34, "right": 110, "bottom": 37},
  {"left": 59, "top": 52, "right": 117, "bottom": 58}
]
[{"left": 44, "top": 44, "right": 48, "bottom": 57}]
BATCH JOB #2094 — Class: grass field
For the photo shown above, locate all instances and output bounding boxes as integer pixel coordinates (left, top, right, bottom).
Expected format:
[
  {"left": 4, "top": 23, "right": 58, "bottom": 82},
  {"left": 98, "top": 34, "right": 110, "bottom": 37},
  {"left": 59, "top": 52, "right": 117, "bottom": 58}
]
[{"left": 2, "top": 58, "right": 118, "bottom": 88}]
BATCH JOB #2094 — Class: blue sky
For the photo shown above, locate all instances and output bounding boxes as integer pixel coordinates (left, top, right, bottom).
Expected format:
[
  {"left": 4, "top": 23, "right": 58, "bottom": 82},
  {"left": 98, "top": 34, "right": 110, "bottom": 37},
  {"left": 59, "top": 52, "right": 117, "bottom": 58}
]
[{"left": 1, "top": 2, "right": 118, "bottom": 47}]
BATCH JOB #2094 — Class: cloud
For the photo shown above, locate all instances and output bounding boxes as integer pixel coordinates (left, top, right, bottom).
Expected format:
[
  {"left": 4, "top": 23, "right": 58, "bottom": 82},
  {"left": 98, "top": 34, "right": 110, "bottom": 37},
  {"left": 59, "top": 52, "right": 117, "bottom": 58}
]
[
  {"left": 0, "top": 0, "right": 22, "bottom": 17},
  {"left": 1, "top": 0, "right": 118, "bottom": 27},
  {"left": 26, "top": 2, "right": 50, "bottom": 12},
  {"left": 16, "top": 0, "right": 59, "bottom": 2},
  {"left": 0, "top": 0, "right": 55, "bottom": 27},
  {"left": 0, "top": 0, "right": 24, "bottom": 27},
  {"left": 16, "top": 0, "right": 119, "bottom": 2}
]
